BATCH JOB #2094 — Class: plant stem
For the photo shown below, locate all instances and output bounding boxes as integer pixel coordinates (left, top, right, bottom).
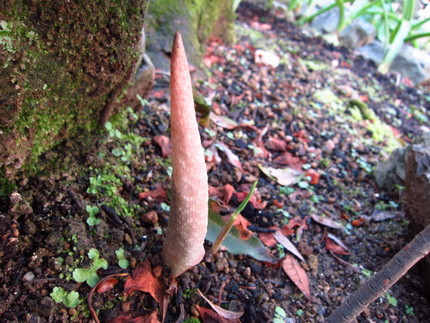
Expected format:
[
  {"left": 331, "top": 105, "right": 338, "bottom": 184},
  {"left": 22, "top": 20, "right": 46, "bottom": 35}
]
[
  {"left": 327, "top": 222, "right": 430, "bottom": 323},
  {"left": 211, "top": 181, "right": 258, "bottom": 254}
]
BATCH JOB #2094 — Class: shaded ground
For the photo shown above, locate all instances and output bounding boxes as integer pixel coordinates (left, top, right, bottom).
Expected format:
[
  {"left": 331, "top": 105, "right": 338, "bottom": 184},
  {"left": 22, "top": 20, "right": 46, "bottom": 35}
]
[{"left": 1, "top": 2, "right": 430, "bottom": 322}]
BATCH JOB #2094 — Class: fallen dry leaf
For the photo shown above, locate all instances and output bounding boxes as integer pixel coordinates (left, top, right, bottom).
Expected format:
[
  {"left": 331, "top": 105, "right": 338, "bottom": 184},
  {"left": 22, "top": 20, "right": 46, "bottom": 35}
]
[
  {"left": 215, "top": 142, "right": 244, "bottom": 171},
  {"left": 123, "top": 261, "right": 166, "bottom": 305},
  {"left": 258, "top": 165, "right": 303, "bottom": 186},
  {"left": 235, "top": 191, "right": 267, "bottom": 209},
  {"left": 272, "top": 152, "right": 304, "bottom": 170},
  {"left": 197, "top": 289, "right": 244, "bottom": 320},
  {"left": 310, "top": 214, "right": 343, "bottom": 230},
  {"left": 265, "top": 137, "right": 287, "bottom": 151},
  {"left": 274, "top": 231, "right": 305, "bottom": 261},
  {"left": 326, "top": 235, "right": 350, "bottom": 256},
  {"left": 153, "top": 135, "right": 172, "bottom": 157},
  {"left": 282, "top": 255, "right": 312, "bottom": 300},
  {"left": 305, "top": 169, "right": 320, "bottom": 185},
  {"left": 233, "top": 214, "right": 253, "bottom": 240},
  {"left": 209, "top": 184, "right": 236, "bottom": 205},
  {"left": 138, "top": 185, "right": 167, "bottom": 201},
  {"left": 96, "top": 277, "right": 118, "bottom": 294},
  {"left": 196, "top": 305, "right": 241, "bottom": 323},
  {"left": 210, "top": 113, "right": 239, "bottom": 130},
  {"left": 108, "top": 312, "right": 160, "bottom": 323}
]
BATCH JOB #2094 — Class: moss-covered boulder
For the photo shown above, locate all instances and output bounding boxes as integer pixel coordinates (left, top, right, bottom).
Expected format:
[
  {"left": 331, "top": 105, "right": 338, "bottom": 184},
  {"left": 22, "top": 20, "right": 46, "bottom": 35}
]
[
  {"left": 0, "top": 0, "right": 148, "bottom": 179},
  {"left": 145, "top": 0, "right": 236, "bottom": 73}
]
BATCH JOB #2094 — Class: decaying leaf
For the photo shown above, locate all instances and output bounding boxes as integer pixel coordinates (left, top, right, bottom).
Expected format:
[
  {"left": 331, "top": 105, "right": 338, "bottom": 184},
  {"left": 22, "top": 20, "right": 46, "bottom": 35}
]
[
  {"left": 197, "top": 289, "right": 244, "bottom": 320},
  {"left": 326, "top": 233, "right": 350, "bottom": 255},
  {"left": 310, "top": 214, "right": 343, "bottom": 230},
  {"left": 215, "top": 142, "right": 244, "bottom": 171},
  {"left": 138, "top": 185, "right": 167, "bottom": 201},
  {"left": 305, "top": 169, "right": 320, "bottom": 185},
  {"left": 282, "top": 255, "right": 311, "bottom": 300},
  {"left": 272, "top": 152, "right": 304, "bottom": 170},
  {"left": 108, "top": 312, "right": 160, "bottom": 323},
  {"left": 211, "top": 113, "right": 239, "bottom": 130},
  {"left": 196, "top": 305, "right": 241, "bottom": 323},
  {"left": 206, "top": 201, "right": 275, "bottom": 263},
  {"left": 274, "top": 231, "right": 305, "bottom": 262},
  {"left": 208, "top": 184, "right": 236, "bottom": 205},
  {"left": 123, "top": 261, "right": 166, "bottom": 305},
  {"left": 233, "top": 214, "right": 253, "bottom": 240},
  {"left": 96, "top": 277, "right": 118, "bottom": 294},
  {"left": 153, "top": 135, "right": 172, "bottom": 157},
  {"left": 258, "top": 165, "right": 303, "bottom": 186}
]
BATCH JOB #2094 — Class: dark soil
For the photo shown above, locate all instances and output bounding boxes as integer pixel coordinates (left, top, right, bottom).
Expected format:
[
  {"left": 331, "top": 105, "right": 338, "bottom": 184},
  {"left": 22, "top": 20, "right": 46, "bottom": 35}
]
[{"left": 2, "top": 2, "right": 430, "bottom": 322}]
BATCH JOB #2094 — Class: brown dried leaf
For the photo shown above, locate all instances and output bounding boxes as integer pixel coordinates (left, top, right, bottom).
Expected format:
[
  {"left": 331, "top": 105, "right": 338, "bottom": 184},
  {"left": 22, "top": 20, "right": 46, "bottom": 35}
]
[
  {"left": 138, "top": 185, "right": 167, "bottom": 201},
  {"left": 96, "top": 277, "right": 118, "bottom": 294},
  {"left": 310, "top": 214, "right": 343, "bottom": 230},
  {"left": 196, "top": 305, "right": 241, "bottom": 323},
  {"left": 153, "top": 135, "right": 172, "bottom": 157},
  {"left": 108, "top": 312, "right": 160, "bottom": 323},
  {"left": 282, "top": 255, "right": 312, "bottom": 300},
  {"left": 258, "top": 165, "right": 303, "bottom": 186},
  {"left": 215, "top": 142, "right": 244, "bottom": 171},
  {"left": 123, "top": 261, "right": 166, "bottom": 304},
  {"left": 197, "top": 289, "right": 244, "bottom": 320},
  {"left": 274, "top": 231, "right": 304, "bottom": 261}
]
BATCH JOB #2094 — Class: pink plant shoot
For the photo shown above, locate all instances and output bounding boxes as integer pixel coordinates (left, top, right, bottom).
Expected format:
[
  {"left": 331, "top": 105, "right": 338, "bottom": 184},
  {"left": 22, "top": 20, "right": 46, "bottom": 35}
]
[{"left": 161, "top": 32, "right": 208, "bottom": 277}]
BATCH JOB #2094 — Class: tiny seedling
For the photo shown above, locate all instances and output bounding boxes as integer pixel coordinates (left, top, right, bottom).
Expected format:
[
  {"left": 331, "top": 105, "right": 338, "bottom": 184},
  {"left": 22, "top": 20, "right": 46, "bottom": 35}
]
[
  {"left": 273, "top": 306, "right": 287, "bottom": 323},
  {"left": 72, "top": 248, "right": 108, "bottom": 287},
  {"left": 386, "top": 292, "right": 398, "bottom": 306},
  {"left": 115, "top": 248, "right": 129, "bottom": 269},
  {"left": 86, "top": 205, "right": 100, "bottom": 226},
  {"left": 50, "top": 286, "right": 81, "bottom": 308}
]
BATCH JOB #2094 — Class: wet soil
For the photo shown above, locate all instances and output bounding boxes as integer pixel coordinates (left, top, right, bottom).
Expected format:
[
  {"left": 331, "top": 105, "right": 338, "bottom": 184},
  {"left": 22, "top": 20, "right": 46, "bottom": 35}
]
[{"left": 1, "top": 2, "right": 430, "bottom": 322}]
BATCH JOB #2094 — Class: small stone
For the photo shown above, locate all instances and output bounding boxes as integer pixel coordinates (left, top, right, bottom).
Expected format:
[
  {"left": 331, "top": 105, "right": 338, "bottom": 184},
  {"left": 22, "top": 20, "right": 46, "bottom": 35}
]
[
  {"left": 121, "top": 301, "right": 132, "bottom": 313},
  {"left": 141, "top": 211, "right": 158, "bottom": 224},
  {"left": 68, "top": 308, "right": 77, "bottom": 316},
  {"left": 244, "top": 174, "right": 258, "bottom": 183},
  {"left": 124, "top": 233, "right": 132, "bottom": 245},
  {"left": 23, "top": 271, "right": 35, "bottom": 282},
  {"left": 244, "top": 267, "right": 251, "bottom": 278}
]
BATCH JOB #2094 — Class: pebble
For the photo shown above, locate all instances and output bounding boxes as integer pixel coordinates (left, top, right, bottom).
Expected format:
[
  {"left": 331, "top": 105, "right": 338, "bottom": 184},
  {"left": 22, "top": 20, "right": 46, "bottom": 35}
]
[
  {"left": 23, "top": 271, "right": 35, "bottom": 282},
  {"left": 141, "top": 211, "right": 158, "bottom": 224},
  {"left": 124, "top": 233, "right": 132, "bottom": 245}
]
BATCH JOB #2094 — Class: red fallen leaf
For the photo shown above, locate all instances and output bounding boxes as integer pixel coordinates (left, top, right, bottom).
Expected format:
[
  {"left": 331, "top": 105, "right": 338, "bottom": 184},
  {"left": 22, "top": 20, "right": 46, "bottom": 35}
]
[
  {"left": 293, "top": 129, "right": 310, "bottom": 143},
  {"left": 259, "top": 227, "right": 278, "bottom": 247},
  {"left": 235, "top": 191, "right": 267, "bottom": 209},
  {"left": 265, "top": 137, "right": 287, "bottom": 151},
  {"left": 138, "top": 185, "right": 167, "bottom": 201},
  {"left": 196, "top": 305, "right": 241, "bottom": 323},
  {"left": 273, "top": 199, "right": 284, "bottom": 208},
  {"left": 282, "top": 216, "right": 309, "bottom": 237},
  {"left": 197, "top": 289, "right": 243, "bottom": 320},
  {"left": 272, "top": 152, "right": 304, "bottom": 170},
  {"left": 152, "top": 89, "right": 166, "bottom": 99},
  {"left": 96, "top": 277, "right": 118, "bottom": 293},
  {"left": 208, "top": 184, "right": 236, "bottom": 205},
  {"left": 153, "top": 135, "right": 172, "bottom": 157},
  {"left": 108, "top": 312, "right": 160, "bottom": 323},
  {"left": 282, "top": 254, "right": 312, "bottom": 300},
  {"left": 249, "top": 21, "right": 272, "bottom": 30},
  {"left": 252, "top": 125, "right": 270, "bottom": 159},
  {"left": 340, "top": 62, "right": 352, "bottom": 68},
  {"left": 351, "top": 218, "right": 365, "bottom": 227},
  {"left": 233, "top": 214, "right": 253, "bottom": 240},
  {"left": 123, "top": 261, "right": 166, "bottom": 305},
  {"left": 305, "top": 169, "right": 320, "bottom": 185},
  {"left": 326, "top": 236, "right": 350, "bottom": 256}
]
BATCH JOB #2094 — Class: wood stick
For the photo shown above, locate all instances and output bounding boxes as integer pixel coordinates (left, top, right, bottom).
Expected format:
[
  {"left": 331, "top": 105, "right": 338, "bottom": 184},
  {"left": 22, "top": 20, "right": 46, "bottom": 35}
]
[{"left": 327, "top": 222, "right": 430, "bottom": 323}]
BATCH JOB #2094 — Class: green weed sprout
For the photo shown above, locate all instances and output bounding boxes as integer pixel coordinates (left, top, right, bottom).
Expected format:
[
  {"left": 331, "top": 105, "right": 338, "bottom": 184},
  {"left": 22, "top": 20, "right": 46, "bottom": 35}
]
[
  {"left": 72, "top": 249, "right": 108, "bottom": 287},
  {"left": 86, "top": 205, "right": 100, "bottom": 226},
  {"left": 115, "top": 248, "right": 129, "bottom": 269},
  {"left": 50, "top": 287, "right": 81, "bottom": 308}
]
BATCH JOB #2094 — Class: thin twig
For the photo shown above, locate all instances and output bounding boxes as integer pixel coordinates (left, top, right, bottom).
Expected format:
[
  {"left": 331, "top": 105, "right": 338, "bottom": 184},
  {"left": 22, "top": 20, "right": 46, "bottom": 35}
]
[{"left": 327, "top": 222, "right": 430, "bottom": 322}]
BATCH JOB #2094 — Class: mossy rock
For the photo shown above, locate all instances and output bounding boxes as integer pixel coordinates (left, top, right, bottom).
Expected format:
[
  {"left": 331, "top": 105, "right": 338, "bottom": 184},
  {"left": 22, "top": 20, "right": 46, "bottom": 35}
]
[{"left": 145, "top": 0, "right": 236, "bottom": 74}]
